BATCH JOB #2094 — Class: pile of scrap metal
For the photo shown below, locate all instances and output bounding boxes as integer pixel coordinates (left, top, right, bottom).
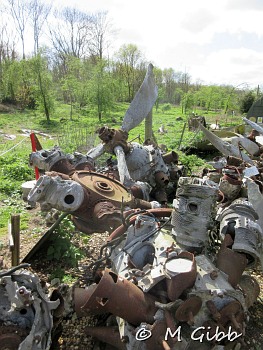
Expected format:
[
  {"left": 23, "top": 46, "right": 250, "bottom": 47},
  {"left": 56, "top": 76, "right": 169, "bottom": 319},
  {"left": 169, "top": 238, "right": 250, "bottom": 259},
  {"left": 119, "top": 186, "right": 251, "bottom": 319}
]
[
  {"left": 67, "top": 118, "right": 262, "bottom": 349},
  {"left": 29, "top": 122, "right": 263, "bottom": 349},
  {"left": 70, "top": 170, "right": 262, "bottom": 350},
  {"left": 4, "top": 64, "right": 263, "bottom": 349}
]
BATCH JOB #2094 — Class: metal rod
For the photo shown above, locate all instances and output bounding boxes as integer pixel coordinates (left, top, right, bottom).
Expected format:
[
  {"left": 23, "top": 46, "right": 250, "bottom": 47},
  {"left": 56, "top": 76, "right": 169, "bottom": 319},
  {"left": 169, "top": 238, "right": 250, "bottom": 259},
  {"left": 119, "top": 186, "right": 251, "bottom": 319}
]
[{"left": 178, "top": 122, "right": 186, "bottom": 150}]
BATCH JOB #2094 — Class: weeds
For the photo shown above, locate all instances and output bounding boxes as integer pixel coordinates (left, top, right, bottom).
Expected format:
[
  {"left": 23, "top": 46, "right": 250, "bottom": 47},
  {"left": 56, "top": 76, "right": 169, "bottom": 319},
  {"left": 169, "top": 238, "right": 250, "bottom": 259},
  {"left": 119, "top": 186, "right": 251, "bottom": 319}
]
[{"left": 46, "top": 217, "right": 84, "bottom": 266}]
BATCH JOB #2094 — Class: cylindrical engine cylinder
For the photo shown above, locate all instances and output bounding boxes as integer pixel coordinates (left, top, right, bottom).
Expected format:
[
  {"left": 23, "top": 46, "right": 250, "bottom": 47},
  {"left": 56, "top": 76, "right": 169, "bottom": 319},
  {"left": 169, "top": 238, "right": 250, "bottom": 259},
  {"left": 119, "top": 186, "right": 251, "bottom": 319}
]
[{"left": 172, "top": 177, "right": 218, "bottom": 250}]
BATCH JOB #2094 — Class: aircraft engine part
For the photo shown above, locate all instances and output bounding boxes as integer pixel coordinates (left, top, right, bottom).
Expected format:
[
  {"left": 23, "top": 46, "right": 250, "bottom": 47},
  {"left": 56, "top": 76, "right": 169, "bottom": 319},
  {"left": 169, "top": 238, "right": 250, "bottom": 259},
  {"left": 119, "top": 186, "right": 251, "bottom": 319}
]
[
  {"left": 124, "top": 143, "right": 170, "bottom": 189},
  {"left": 238, "top": 274, "right": 260, "bottom": 309},
  {"left": 165, "top": 251, "right": 197, "bottom": 301},
  {"left": 69, "top": 152, "right": 95, "bottom": 171},
  {"left": 217, "top": 198, "right": 262, "bottom": 266},
  {"left": 29, "top": 146, "right": 68, "bottom": 172},
  {"left": 97, "top": 126, "right": 130, "bottom": 154},
  {"left": 162, "top": 151, "right": 178, "bottom": 165},
  {"left": 186, "top": 254, "right": 247, "bottom": 338},
  {"left": 28, "top": 171, "right": 156, "bottom": 234},
  {"left": 74, "top": 268, "right": 157, "bottom": 325},
  {"left": 121, "top": 63, "right": 158, "bottom": 133},
  {"left": 109, "top": 211, "right": 184, "bottom": 293},
  {"left": 28, "top": 174, "right": 86, "bottom": 212},
  {"left": 171, "top": 177, "right": 219, "bottom": 251},
  {"left": 29, "top": 147, "right": 95, "bottom": 175},
  {"left": 216, "top": 235, "right": 247, "bottom": 287},
  {"left": 0, "top": 265, "right": 60, "bottom": 350},
  {"left": 218, "top": 173, "right": 242, "bottom": 203}
]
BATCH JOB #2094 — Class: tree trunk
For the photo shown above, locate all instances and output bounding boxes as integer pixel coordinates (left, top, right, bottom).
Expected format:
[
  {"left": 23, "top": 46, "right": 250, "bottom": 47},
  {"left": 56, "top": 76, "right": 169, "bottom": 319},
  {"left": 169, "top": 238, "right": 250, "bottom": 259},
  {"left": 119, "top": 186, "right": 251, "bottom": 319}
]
[{"left": 38, "top": 70, "right": 50, "bottom": 123}]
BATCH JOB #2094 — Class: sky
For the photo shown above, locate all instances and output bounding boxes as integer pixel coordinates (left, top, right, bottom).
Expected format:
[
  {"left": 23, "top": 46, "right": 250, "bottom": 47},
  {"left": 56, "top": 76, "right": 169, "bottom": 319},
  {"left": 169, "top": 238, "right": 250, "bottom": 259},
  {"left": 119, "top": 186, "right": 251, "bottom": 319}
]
[{"left": 42, "top": 0, "right": 263, "bottom": 87}]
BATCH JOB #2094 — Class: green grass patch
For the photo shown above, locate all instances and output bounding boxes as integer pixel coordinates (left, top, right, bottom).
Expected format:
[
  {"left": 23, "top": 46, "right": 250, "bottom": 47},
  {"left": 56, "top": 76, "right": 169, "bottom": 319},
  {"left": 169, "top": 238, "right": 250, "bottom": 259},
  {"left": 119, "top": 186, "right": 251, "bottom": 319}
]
[{"left": 0, "top": 198, "right": 30, "bottom": 239}]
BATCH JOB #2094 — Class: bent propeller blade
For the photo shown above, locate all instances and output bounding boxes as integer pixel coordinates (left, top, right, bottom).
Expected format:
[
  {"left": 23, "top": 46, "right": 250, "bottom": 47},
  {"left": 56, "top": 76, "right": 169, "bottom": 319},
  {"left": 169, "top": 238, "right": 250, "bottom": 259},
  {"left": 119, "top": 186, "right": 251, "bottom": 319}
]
[
  {"left": 199, "top": 123, "right": 254, "bottom": 164},
  {"left": 121, "top": 63, "right": 158, "bottom": 133},
  {"left": 243, "top": 117, "right": 263, "bottom": 135}
]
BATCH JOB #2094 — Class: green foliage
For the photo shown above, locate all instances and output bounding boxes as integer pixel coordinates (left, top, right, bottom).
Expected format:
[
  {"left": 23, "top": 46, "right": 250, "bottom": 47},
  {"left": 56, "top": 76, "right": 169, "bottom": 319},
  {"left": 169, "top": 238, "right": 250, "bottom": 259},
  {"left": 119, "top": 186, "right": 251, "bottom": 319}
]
[
  {"left": 46, "top": 217, "right": 84, "bottom": 266},
  {"left": 0, "top": 196, "right": 30, "bottom": 238},
  {"left": 88, "top": 59, "right": 115, "bottom": 121},
  {"left": 49, "top": 267, "right": 78, "bottom": 284},
  {"left": 0, "top": 154, "right": 34, "bottom": 196},
  {"left": 114, "top": 44, "right": 146, "bottom": 102},
  {"left": 239, "top": 91, "right": 256, "bottom": 114},
  {"left": 161, "top": 103, "right": 172, "bottom": 112},
  {"left": 179, "top": 153, "right": 207, "bottom": 174},
  {"left": 31, "top": 54, "right": 55, "bottom": 121}
]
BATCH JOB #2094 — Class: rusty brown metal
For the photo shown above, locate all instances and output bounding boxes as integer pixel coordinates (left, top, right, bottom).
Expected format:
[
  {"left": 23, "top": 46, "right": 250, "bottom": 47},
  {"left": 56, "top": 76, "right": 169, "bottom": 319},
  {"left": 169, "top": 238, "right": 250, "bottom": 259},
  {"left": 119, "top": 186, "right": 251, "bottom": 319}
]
[
  {"left": 49, "top": 158, "right": 75, "bottom": 174},
  {"left": 226, "top": 156, "right": 244, "bottom": 167},
  {"left": 219, "top": 301, "right": 243, "bottom": 330},
  {"left": 162, "top": 151, "right": 178, "bottom": 165},
  {"left": 145, "top": 320, "right": 169, "bottom": 350},
  {"left": 76, "top": 269, "right": 157, "bottom": 325},
  {"left": 206, "top": 300, "right": 221, "bottom": 322},
  {"left": 239, "top": 274, "right": 260, "bottom": 308},
  {"left": 155, "top": 171, "right": 170, "bottom": 187},
  {"left": 72, "top": 171, "right": 132, "bottom": 206},
  {"left": 165, "top": 251, "right": 197, "bottom": 301},
  {"left": 130, "top": 185, "right": 144, "bottom": 199},
  {"left": 74, "top": 286, "right": 102, "bottom": 316},
  {"left": 54, "top": 171, "right": 133, "bottom": 234},
  {"left": 84, "top": 326, "right": 126, "bottom": 350},
  {"left": 98, "top": 127, "right": 130, "bottom": 154},
  {"left": 0, "top": 333, "right": 22, "bottom": 350},
  {"left": 0, "top": 325, "right": 28, "bottom": 350},
  {"left": 216, "top": 236, "right": 247, "bottom": 287},
  {"left": 175, "top": 296, "right": 202, "bottom": 325}
]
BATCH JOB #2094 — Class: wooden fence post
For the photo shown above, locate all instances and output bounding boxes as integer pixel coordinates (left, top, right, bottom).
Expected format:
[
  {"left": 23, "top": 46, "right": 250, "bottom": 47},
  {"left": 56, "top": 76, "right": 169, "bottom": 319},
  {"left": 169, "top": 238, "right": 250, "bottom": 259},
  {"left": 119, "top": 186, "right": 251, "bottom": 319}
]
[{"left": 9, "top": 214, "right": 20, "bottom": 266}]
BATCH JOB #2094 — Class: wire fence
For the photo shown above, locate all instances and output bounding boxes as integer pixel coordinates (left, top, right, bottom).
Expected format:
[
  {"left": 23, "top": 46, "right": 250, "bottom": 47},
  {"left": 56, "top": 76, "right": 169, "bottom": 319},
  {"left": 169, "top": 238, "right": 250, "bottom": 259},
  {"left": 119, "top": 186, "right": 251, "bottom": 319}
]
[{"left": 57, "top": 123, "right": 98, "bottom": 153}]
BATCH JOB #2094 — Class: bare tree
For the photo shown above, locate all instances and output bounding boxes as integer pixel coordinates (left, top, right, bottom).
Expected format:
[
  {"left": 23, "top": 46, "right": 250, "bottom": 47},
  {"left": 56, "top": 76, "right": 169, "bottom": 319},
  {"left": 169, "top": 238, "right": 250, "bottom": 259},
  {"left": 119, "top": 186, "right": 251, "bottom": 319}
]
[
  {"left": 89, "top": 11, "right": 113, "bottom": 60},
  {"left": 28, "top": 0, "right": 52, "bottom": 55},
  {"left": 7, "top": 0, "right": 29, "bottom": 59},
  {"left": 178, "top": 71, "right": 191, "bottom": 93},
  {"left": 0, "top": 18, "right": 18, "bottom": 63},
  {"left": 49, "top": 7, "right": 93, "bottom": 59}
]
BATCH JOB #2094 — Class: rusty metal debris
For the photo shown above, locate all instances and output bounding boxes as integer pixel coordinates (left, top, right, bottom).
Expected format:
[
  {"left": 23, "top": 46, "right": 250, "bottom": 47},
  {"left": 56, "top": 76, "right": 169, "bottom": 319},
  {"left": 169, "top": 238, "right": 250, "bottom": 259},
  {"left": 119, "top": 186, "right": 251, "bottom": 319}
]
[
  {"left": 68, "top": 176, "right": 261, "bottom": 349},
  {"left": 4, "top": 66, "right": 263, "bottom": 350}
]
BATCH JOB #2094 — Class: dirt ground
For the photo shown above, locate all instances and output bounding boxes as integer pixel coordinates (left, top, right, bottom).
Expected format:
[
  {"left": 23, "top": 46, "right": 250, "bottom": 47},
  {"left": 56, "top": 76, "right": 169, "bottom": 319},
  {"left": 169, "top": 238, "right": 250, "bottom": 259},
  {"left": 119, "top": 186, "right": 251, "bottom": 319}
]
[{"left": 1, "top": 205, "right": 263, "bottom": 350}]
